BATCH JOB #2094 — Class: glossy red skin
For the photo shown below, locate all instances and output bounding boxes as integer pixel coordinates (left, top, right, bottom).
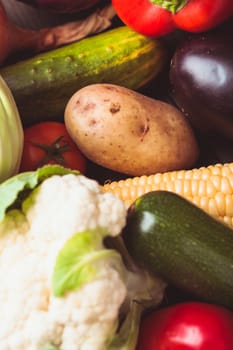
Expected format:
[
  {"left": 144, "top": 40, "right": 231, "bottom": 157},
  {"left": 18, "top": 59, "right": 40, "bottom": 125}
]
[
  {"left": 174, "top": 0, "right": 233, "bottom": 32},
  {"left": 20, "top": 122, "right": 86, "bottom": 173},
  {"left": 137, "top": 302, "right": 233, "bottom": 350},
  {"left": 112, "top": 0, "right": 175, "bottom": 37},
  {"left": 112, "top": 0, "right": 233, "bottom": 37}
]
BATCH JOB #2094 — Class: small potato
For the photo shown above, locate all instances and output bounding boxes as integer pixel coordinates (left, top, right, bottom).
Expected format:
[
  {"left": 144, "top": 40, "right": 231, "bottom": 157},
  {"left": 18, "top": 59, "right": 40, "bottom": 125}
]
[{"left": 64, "top": 84, "right": 199, "bottom": 176}]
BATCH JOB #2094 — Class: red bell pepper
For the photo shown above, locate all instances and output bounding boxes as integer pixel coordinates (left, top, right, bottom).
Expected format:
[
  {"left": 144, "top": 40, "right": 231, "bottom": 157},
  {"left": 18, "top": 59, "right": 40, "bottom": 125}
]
[
  {"left": 136, "top": 302, "right": 233, "bottom": 350},
  {"left": 112, "top": 0, "right": 233, "bottom": 37}
]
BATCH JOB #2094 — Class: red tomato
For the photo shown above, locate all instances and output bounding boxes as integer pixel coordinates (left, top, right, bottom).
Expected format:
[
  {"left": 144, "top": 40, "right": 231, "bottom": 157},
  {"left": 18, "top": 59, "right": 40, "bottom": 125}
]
[
  {"left": 173, "top": 0, "right": 233, "bottom": 32},
  {"left": 112, "top": 0, "right": 175, "bottom": 37},
  {"left": 137, "top": 302, "right": 233, "bottom": 350},
  {"left": 20, "top": 121, "right": 86, "bottom": 173},
  {"left": 112, "top": 0, "right": 233, "bottom": 38}
]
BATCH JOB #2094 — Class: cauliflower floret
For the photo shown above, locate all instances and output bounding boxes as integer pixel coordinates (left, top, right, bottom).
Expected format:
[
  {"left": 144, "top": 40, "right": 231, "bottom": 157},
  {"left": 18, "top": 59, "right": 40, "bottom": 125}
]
[
  {"left": 0, "top": 174, "right": 127, "bottom": 350},
  {"left": 26, "top": 174, "right": 126, "bottom": 239},
  {"left": 49, "top": 269, "right": 126, "bottom": 350}
]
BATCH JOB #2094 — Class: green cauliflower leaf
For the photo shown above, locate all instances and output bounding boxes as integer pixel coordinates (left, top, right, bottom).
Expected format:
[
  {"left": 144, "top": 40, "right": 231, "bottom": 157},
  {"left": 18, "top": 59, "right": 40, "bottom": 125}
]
[
  {"left": 52, "top": 228, "right": 125, "bottom": 297},
  {"left": 0, "top": 165, "right": 78, "bottom": 221}
]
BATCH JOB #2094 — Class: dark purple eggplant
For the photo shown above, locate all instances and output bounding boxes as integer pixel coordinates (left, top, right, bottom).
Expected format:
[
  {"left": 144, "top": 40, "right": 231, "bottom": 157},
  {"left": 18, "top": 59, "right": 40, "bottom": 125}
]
[{"left": 169, "top": 31, "right": 233, "bottom": 139}]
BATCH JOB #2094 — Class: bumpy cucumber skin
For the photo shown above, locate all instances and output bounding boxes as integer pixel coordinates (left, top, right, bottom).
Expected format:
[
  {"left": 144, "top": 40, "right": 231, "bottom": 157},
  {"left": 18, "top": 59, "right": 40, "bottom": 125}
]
[
  {"left": 123, "top": 190, "right": 233, "bottom": 310},
  {"left": 0, "top": 26, "right": 167, "bottom": 126}
]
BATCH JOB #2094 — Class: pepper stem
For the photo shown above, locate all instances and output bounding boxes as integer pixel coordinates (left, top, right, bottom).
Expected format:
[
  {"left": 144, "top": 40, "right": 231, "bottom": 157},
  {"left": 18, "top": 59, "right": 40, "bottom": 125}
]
[{"left": 149, "top": 0, "right": 189, "bottom": 14}]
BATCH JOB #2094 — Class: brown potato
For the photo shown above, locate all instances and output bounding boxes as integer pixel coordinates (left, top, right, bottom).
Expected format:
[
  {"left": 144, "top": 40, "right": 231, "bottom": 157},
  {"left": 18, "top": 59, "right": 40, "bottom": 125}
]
[{"left": 64, "top": 84, "right": 199, "bottom": 176}]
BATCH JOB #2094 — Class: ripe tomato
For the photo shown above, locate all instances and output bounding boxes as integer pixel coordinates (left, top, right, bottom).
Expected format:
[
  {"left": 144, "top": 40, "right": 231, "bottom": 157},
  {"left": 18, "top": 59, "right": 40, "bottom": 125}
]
[
  {"left": 112, "top": 0, "right": 175, "bottom": 37},
  {"left": 137, "top": 302, "right": 233, "bottom": 350},
  {"left": 20, "top": 121, "right": 86, "bottom": 173},
  {"left": 112, "top": 0, "right": 233, "bottom": 37}
]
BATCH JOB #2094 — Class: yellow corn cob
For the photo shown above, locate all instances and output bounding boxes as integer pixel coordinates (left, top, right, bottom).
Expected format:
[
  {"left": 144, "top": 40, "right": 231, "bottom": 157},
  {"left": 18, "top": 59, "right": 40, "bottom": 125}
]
[{"left": 102, "top": 162, "right": 233, "bottom": 227}]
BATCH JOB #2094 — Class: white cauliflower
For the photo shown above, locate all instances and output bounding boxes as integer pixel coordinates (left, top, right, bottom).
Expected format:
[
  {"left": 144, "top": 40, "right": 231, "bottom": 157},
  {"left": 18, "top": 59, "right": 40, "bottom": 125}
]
[{"left": 0, "top": 166, "right": 165, "bottom": 350}]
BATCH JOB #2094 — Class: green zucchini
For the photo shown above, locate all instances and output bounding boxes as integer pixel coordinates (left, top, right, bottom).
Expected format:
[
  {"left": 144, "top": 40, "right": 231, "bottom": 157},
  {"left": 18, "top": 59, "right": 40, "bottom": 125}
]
[
  {"left": 0, "top": 26, "right": 167, "bottom": 127},
  {"left": 123, "top": 190, "right": 233, "bottom": 310}
]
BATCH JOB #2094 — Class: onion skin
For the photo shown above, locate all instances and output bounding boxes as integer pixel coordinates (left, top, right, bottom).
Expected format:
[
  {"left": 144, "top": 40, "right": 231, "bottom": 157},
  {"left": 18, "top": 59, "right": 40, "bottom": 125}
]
[
  {"left": 0, "top": 2, "right": 115, "bottom": 65},
  {"left": 16, "top": 0, "right": 102, "bottom": 13},
  {"left": 0, "top": 4, "right": 40, "bottom": 64},
  {"left": 169, "top": 31, "right": 233, "bottom": 140}
]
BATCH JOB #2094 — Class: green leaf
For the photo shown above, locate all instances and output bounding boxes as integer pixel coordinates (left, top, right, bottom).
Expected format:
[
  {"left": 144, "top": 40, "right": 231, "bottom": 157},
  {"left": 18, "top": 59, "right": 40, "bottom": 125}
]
[
  {"left": 0, "top": 165, "right": 79, "bottom": 221},
  {"left": 41, "top": 345, "right": 59, "bottom": 350},
  {"left": 149, "top": 0, "right": 188, "bottom": 14},
  {"left": 52, "top": 228, "right": 124, "bottom": 297},
  {"left": 107, "top": 300, "right": 143, "bottom": 350}
]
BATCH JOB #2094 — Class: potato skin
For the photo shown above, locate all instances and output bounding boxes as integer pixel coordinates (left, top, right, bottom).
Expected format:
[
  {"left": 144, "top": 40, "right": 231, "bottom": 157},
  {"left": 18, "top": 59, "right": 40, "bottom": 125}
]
[{"left": 65, "top": 84, "right": 199, "bottom": 176}]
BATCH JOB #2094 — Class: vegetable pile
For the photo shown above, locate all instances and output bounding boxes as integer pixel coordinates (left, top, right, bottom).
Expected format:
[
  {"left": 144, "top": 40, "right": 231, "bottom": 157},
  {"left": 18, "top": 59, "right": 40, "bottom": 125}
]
[{"left": 0, "top": 0, "right": 233, "bottom": 349}]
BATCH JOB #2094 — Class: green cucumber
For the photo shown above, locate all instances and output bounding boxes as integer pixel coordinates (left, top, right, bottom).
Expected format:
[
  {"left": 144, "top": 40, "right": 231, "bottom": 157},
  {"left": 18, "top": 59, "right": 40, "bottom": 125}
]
[
  {"left": 123, "top": 190, "right": 233, "bottom": 310},
  {"left": 0, "top": 26, "right": 167, "bottom": 127}
]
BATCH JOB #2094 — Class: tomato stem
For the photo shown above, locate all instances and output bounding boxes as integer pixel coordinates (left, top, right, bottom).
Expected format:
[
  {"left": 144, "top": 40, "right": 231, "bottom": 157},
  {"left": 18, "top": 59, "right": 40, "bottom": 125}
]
[
  {"left": 149, "top": 0, "right": 189, "bottom": 14},
  {"left": 31, "top": 136, "right": 70, "bottom": 168}
]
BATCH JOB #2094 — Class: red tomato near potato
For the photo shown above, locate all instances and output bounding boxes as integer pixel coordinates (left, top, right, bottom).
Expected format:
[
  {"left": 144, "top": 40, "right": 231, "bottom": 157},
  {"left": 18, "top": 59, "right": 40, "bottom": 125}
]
[
  {"left": 137, "top": 302, "right": 233, "bottom": 350},
  {"left": 20, "top": 122, "right": 86, "bottom": 173}
]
